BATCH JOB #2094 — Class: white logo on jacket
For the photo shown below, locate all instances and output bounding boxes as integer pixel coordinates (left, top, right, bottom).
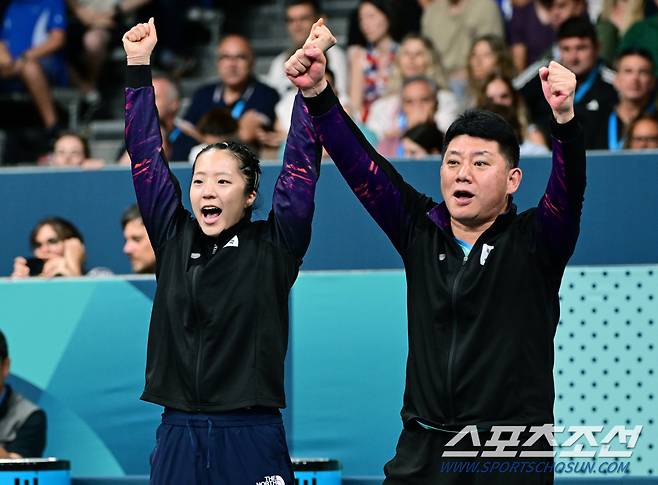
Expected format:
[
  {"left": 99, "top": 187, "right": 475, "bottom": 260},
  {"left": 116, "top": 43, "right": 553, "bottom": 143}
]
[
  {"left": 223, "top": 235, "right": 239, "bottom": 248},
  {"left": 256, "top": 476, "right": 285, "bottom": 485},
  {"left": 480, "top": 244, "right": 494, "bottom": 266}
]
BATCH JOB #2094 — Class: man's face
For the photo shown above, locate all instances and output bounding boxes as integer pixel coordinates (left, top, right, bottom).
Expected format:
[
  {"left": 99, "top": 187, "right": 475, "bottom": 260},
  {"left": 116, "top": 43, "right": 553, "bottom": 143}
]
[
  {"left": 614, "top": 55, "right": 655, "bottom": 103},
  {"left": 217, "top": 36, "right": 253, "bottom": 89},
  {"left": 628, "top": 119, "right": 658, "bottom": 149},
  {"left": 440, "top": 135, "right": 521, "bottom": 228},
  {"left": 123, "top": 218, "right": 156, "bottom": 274},
  {"left": 558, "top": 37, "right": 597, "bottom": 78},
  {"left": 401, "top": 80, "right": 437, "bottom": 126},
  {"left": 549, "top": 0, "right": 585, "bottom": 30},
  {"left": 286, "top": 4, "right": 318, "bottom": 47}
]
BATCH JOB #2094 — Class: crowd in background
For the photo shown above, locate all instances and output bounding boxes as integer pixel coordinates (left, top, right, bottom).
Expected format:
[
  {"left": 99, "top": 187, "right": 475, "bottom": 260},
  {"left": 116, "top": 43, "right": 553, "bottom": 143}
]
[{"left": 0, "top": 0, "right": 657, "bottom": 168}]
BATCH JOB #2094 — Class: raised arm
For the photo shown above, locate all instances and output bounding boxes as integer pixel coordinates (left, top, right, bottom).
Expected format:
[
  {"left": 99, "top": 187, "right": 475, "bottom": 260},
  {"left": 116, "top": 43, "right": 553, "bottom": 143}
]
[
  {"left": 285, "top": 33, "right": 432, "bottom": 254},
  {"left": 536, "top": 61, "right": 586, "bottom": 262},
  {"left": 123, "top": 19, "right": 184, "bottom": 251}
]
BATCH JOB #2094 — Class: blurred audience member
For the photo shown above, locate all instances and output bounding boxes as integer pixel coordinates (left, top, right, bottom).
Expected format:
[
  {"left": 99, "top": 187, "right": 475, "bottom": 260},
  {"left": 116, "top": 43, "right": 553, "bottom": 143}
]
[
  {"left": 187, "top": 108, "right": 239, "bottom": 163},
  {"left": 0, "top": 330, "right": 46, "bottom": 458},
  {"left": 477, "top": 73, "right": 548, "bottom": 151},
  {"left": 400, "top": 121, "right": 443, "bottom": 158},
  {"left": 508, "top": 0, "right": 555, "bottom": 71},
  {"left": 121, "top": 204, "right": 155, "bottom": 274},
  {"left": 348, "top": 0, "right": 398, "bottom": 122},
  {"left": 619, "top": 0, "right": 658, "bottom": 76},
  {"left": 421, "top": 0, "right": 503, "bottom": 96},
  {"left": 466, "top": 34, "right": 516, "bottom": 108},
  {"left": 485, "top": 102, "right": 550, "bottom": 155},
  {"left": 597, "top": 48, "right": 656, "bottom": 149},
  {"left": 66, "top": 0, "right": 151, "bottom": 100},
  {"left": 11, "top": 217, "right": 86, "bottom": 278},
  {"left": 376, "top": 76, "right": 442, "bottom": 157},
  {"left": 519, "top": 16, "right": 617, "bottom": 148},
  {"left": 267, "top": 0, "right": 347, "bottom": 99},
  {"left": 182, "top": 34, "right": 279, "bottom": 152},
  {"left": 595, "top": 0, "right": 644, "bottom": 66},
  {"left": 0, "top": 0, "right": 67, "bottom": 133},
  {"left": 49, "top": 132, "right": 104, "bottom": 168},
  {"left": 624, "top": 112, "right": 658, "bottom": 148},
  {"left": 367, "top": 34, "right": 459, "bottom": 139}
]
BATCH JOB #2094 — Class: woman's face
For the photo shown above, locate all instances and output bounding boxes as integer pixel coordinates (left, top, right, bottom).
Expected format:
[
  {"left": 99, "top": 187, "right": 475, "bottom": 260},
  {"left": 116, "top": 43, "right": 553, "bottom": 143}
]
[
  {"left": 485, "top": 78, "right": 514, "bottom": 106},
  {"left": 190, "top": 150, "right": 256, "bottom": 237},
  {"left": 470, "top": 40, "right": 497, "bottom": 81},
  {"left": 52, "top": 135, "right": 86, "bottom": 166},
  {"left": 398, "top": 39, "right": 430, "bottom": 78},
  {"left": 33, "top": 224, "right": 65, "bottom": 260},
  {"left": 358, "top": 2, "right": 390, "bottom": 44}
]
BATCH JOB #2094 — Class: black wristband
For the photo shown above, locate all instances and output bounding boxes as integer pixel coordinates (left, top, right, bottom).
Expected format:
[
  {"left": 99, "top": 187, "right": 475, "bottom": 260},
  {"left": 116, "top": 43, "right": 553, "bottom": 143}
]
[{"left": 126, "top": 65, "right": 152, "bottom": 88}]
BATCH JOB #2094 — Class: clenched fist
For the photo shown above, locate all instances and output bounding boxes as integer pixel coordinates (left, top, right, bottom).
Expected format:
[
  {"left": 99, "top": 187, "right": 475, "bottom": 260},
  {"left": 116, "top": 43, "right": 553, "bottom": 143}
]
[
  {"left": 539, "top": 61, "right": 576, "bottom": 124},
  {"left": 122, "top": 17, "right": 157, "bottom": 65}
]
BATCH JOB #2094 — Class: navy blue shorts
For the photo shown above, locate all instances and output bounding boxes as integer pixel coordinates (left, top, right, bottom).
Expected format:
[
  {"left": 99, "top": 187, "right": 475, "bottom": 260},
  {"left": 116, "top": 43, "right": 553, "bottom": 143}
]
[{"left": 150, "top": 408, "right": 294, "bottom": 485}]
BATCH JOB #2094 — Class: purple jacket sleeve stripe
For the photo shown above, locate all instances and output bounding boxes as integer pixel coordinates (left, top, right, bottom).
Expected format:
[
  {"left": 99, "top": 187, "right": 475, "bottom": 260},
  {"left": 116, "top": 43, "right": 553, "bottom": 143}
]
[
  {"left": 271, "top": 92, "right": 322, "bottom": 258},
  {"left": 125, "top": 83, "right": 184, "bottom": 251},
  {"left": 537, "top": 118, "right": 586, "bottom": 262},
  {"left": 305, "top": 86, "right": 427, "bottom": 254}
]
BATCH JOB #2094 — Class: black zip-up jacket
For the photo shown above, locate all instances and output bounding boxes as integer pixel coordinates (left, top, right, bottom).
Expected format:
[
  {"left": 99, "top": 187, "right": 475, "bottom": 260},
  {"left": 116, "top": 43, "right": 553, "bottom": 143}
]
[
  {"left": 304, "top": 86, "right": 586, "bottom": 428},
  {"left": 125, "top": 66, "right": 321, "bottom": 412}
]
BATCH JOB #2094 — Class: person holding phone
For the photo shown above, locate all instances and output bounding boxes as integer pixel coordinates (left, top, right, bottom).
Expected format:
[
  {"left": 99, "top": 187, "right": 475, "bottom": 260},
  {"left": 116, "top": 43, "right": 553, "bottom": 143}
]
[{"left": 11, "top": 217, "right": 86, "bottom": 278}]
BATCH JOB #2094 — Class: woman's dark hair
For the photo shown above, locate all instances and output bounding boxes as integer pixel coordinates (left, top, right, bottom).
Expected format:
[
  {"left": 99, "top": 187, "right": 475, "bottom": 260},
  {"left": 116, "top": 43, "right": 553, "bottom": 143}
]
[
  {"left": 404, "top": 122, "right": 444, "bottom": 154},
  {"left": 196, "top": 108, "right": 239, "bottom": 137},
  {"left": 56, "top": 132, "right": 91, "bottom": 158},
  {"left": 194, "top": 141, "right": 261, "bottom": 193},
  {"left": 348, "top": 0, "right": 393, "bottom": 47},
  {"left": 30, "top": 217, "right": 84, "bottom": 249},
  {"left": 443, "top": 109, "right": 520, "bottom": 169}
]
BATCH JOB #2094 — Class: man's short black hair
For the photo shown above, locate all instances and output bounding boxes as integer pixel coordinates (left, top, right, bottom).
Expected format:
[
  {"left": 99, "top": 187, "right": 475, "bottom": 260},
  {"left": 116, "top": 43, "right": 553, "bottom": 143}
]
[
  {"left": 615, "top": 47, "right": 655, "bottom": 72},
  {"left": 0, "top": 330, "right": 7, "bottom": 361},
  {"left": 443, "top": 109, "right": 520, "bottom": 169},
  {"left": 285, "top": 0, "right": 322, "bottom": 14},
  {"left": 557, "top": 16, "right": 597, "bottom": 45},
  {"left": 121, "top": 204, "right": 142, "bottom": 229}
]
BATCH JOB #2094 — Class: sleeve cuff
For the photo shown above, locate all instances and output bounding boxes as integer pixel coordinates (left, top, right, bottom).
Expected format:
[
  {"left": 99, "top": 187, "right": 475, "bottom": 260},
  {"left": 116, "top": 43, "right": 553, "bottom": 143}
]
[
  {"left": 551, "top": 116, "right": 581, "bottom": 141},
  {"left": 303, "top": 83, "right": 339, "bottom": 116},
  {"left": 126, "top": 65, "right": 152, "bottom": 88}
]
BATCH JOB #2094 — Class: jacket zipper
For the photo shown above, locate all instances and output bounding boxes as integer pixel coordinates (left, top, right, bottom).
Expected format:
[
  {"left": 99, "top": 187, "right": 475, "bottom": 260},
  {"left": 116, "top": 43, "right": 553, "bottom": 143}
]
[
  {"left": 446, "top": 254, "right": 468, "bottom": 424},
  {"left": 190, "top": 264, "right": 203, "bottom": 409}
]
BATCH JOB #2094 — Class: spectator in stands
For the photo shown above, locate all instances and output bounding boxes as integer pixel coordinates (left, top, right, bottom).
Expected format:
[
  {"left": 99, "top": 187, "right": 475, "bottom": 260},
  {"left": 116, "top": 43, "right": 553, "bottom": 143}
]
[
  {"left": 477, "top": 73, "right": 548, "bottom": 152},
  {"left": 367, "top": 34, "right": 459, "bottom": 140},
  {"left": 66, "top": 0, "right": 151, "bottom": 101},
  {"left": 513, "top": 0, "right": 588, "bottom": 78},
  {"left": 618, "top": 0, "right": 658, "bottom": 76},
  {"left": 376, "top": 76, "right": 442, "bottom": 158},
  {"left": 465, "top": 34, "right": 516, "bottom": 108},
  {"left": 0, "top": 0, "right": 67, "bottom": 134},
  {"left": 399, "top": 121, "right": 443, "bottom": 158},
  {"left": 595, "top": 0, "right": 644, "bottom": 66},
  {"left": 266, "top": 0, "right": 347, "bottom": 100},
  {"left": 518, "top": 16, "right": 617, "bottom": 149},
  {"left": 11, "top": 217, "right": 86, "bottom": 278},
  {"left": 121, "top": 204, "right": 155, "bottom": 274},
  {"left": 187, "top": 107, "right": 239, "bottom": 163},
  {"left": 348, "top": 0, "right": 398, "bottom": 122},
  {"left": 49, "top": 132, "right": 104, "bottom": 168},
  {"left": 421, "top": 0, "right": 503, "bottom": 97},
  {"left": 118, "top": 73, "right": 191, "bottom": 163},
  {"left": 624, "top": 112, "right": 658, "bottom": 149},
  {"left": 0, "top": 330, "right": 46, "bottom": 458},
  {"left": 595, "top": 48, "right": 656, "bottom": 150},
  {"left": 508, "top": 0, "right": 555, "bottom": 72},
  {"left": 182, "top": 34, "right": 279, "bottom": 153}
]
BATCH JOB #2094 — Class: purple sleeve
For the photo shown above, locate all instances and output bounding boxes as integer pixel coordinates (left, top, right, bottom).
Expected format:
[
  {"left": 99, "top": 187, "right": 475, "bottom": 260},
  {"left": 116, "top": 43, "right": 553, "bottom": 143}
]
[
  {"left": 270, "top": 92, "right": 322, "bottom": 258},
  {"left": 536, "top": 118, "right": 586, "bottom": 262},
  {"left": 125, "top": 67, "right": 185, "bottom": 251},
  {"left": 304, "top": 86, "right": 432, "bottom": 254}
]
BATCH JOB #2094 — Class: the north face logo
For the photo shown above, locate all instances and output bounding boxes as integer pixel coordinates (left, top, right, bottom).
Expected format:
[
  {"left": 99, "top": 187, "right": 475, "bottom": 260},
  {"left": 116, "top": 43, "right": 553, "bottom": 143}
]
[{"left": 256, "top": 476, "right": 285, "bottom": 485}]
